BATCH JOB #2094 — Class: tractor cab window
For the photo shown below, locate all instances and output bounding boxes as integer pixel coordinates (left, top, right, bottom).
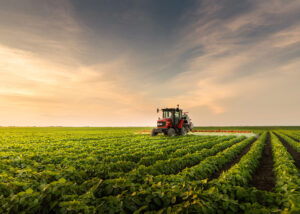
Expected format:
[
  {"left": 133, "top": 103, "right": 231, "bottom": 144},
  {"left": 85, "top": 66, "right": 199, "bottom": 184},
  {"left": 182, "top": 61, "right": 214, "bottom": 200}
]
[
  {"left": 163, "top": 111, "right": 170, "bottom": 118},
  {"left": 174, "top": 111, "right": 182, "bottom": 119},
  {"left": 163, "top": 111, "right": 172, "bottom": 118}
]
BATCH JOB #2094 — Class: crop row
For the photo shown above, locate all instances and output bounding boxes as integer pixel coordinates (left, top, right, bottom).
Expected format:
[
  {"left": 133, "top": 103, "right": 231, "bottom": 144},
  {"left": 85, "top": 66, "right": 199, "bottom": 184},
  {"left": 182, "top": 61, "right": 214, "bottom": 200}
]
[
  {"left": 163, "top": 136, "right": 255, "bottom": 182},
  {"left": 138, "top": 136, "right": 233, "bottom": 166},
  {"left": 164, "top": 133, "right": 289, "bottom": 213},
  {"left": 69, "top": 136, "right": 228, "bottom": 180},
  {"left": 80, "top": 136, "right": 246, "bottom": 201},
  {"left": 93, "top": 135, "right": 269, "bottom": 213},
  {"left": 279, "top": 131, "right": 300, "bottom": 142},
  {"left": 92, "top": 137, "right": 248, "bottom": 205},
  {"left": 0, "top": 134, "right": 230, "bottom": 184},
  {"left": 270, "top": 133, "right": 300, "bottom": 195},
  {"left": 276, "top": 132, "right": 300, "bottom": 152},
  {"left": 102, "top": 136, "right": 221, "bottom": 163},
  {"left": 126, "top": 136, "right": 245, "bottom": 181},
  {"left": 215, "top": 132, "right": 267, "bottom": 186},
  {"left": 0, "top": 136, "right": 231, "bottom": 185},
  {"left": 1, "top": 132, "right": 239, "bottom": 213}
]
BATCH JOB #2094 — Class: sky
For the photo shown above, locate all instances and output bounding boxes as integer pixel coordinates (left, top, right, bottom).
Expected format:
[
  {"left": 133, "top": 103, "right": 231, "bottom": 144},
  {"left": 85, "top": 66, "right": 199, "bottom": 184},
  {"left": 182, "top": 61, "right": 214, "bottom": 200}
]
[{"left": 0, "top": 0, "right": 299, "bottom": 126}]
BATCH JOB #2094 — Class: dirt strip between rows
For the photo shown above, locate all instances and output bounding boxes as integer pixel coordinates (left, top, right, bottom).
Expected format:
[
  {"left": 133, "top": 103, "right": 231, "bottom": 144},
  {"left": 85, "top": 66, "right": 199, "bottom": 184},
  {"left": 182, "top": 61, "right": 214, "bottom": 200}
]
[
  {"left": 249, "top": 132, "right": 275, "bottom": 191},
  {"left": 275, "top": 133, "right": 300, "bottom": 169},
  {"left": 208, "top": 138, "right": 255, "bottom": 181},
  {"left": 286, "top": 134, "right": 300, "bottom": 142}
]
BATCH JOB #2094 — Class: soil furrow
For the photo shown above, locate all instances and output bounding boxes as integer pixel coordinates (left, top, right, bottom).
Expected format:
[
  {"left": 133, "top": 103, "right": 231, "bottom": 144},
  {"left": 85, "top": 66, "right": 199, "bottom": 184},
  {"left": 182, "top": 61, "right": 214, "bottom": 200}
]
[
  {"left": 286, "top": 134, "right": 299, "bottom": 142},
  {"left": 208, "top": 138, "right": 254, "bottom": 181},
  {"left": 249, "top": 132, "right": 275, "bottom": 191},
  {"left": 275, "top": 133, "right": 300, "bottom": 169}
]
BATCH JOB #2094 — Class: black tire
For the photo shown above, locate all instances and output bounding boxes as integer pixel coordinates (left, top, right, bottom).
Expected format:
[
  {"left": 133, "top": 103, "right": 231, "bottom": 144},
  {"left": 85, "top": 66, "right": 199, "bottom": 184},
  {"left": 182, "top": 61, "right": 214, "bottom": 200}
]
[
  {"left": 184, "top": 125, "right": 190, "bottom": 133},
  {"left": 180, "top": 127, "right": 187, "bottom": 136},
  {"left": 167, "top": 128, "right": 176, "bottom": 137},
  {"left": 151, "top": 129, "right": 158, "bottom": 136}
]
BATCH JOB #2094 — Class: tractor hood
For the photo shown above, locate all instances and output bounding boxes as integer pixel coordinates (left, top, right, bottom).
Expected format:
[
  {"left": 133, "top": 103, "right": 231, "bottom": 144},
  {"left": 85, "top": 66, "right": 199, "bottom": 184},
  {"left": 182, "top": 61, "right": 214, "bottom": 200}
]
[
  {"left": 157, "top": 118, "right": 171, "bottom": 128},
  {"left": 158, "top": 118, "right": 171, "bottom": 122}
]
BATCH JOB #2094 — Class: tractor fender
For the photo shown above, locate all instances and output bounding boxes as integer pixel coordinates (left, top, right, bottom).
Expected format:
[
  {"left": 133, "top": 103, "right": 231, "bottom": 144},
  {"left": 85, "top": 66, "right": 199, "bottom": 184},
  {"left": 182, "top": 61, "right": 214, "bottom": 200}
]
[{"left": 178, "top": 119, "right": 184, "bottom": 128}]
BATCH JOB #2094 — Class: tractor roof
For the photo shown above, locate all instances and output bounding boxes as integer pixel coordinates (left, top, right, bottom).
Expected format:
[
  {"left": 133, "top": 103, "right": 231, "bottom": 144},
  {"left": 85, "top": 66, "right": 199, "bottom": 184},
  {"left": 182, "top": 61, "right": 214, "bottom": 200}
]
[{"left": 162, "top": 108, "right": 182, "bottom": 111}]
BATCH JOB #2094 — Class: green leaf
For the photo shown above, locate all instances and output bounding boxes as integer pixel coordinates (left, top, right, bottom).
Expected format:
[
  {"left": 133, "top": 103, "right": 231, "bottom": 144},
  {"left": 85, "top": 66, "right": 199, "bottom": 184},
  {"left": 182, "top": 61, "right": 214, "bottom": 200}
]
[
  {"left": 133, "top": 205, "right": 147, "bottom": 214},
  {"left": 25, "top": 188, "right": 33, "bottom": 194},
  {"left": 58, "top": 178, "right": 66, "bottom": 184}
]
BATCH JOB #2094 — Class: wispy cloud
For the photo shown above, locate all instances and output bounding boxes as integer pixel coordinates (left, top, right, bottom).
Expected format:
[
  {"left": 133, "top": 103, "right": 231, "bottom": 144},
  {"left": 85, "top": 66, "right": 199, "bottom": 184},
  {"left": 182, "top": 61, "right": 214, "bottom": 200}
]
[
  {"left": 158, "top": 0, "right": 300, "bottom": 122},
  {"left": 0, "top": 43, "right": 157, "bottom": 126},
  {"left": 0, "top": 0, "right": 299, "bottom": 126}
]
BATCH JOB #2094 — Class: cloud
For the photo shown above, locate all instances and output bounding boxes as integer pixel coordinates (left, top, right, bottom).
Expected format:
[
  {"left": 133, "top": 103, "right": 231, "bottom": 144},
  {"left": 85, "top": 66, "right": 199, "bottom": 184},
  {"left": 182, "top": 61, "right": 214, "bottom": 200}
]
[
  {"left": 0, "top": 0, "right": 299, "bottom": 126},
  {"left": 0, "top": 43, "right": 158, "bottom": 126},
  {"left": 0, "top": 0, "right": 84, "bottom": 68},
  {"left": 158, "top": 0, "right": 299, "bottom": 108}
]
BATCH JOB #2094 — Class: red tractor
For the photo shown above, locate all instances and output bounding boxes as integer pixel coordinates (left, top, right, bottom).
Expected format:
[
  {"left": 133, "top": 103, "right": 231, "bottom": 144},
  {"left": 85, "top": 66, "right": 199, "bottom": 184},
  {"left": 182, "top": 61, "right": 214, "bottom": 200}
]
[{"left": 152, "top": 105, "right": 194, "bottom": 136}]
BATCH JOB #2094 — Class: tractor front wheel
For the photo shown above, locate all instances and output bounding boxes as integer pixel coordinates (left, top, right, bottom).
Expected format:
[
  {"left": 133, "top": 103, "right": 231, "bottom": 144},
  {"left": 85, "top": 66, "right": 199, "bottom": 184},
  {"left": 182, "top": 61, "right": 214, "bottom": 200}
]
[
  {"left": 151, "top": 129, "right": 158, "bottom": 136},
  {"left": 167, "top": 128, "right": 176, "bottom": 137}
]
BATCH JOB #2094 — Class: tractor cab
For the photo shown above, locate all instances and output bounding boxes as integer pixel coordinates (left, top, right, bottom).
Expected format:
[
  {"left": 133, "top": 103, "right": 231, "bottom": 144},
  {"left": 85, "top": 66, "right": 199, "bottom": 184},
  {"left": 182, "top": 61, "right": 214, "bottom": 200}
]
[
  {"left": 152, "top": 105, "right": 193, "bottom": 137},
  {"left": 160, "top": 108, "right": 182, "bottom": 127}
]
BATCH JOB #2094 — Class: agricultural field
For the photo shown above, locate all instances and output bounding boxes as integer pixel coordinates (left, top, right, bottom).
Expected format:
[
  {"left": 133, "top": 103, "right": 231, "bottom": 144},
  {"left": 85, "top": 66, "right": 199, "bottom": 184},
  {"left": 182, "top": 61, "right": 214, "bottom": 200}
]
[{"left": 0, "top": 127, "right": 300, "bottom": 213}]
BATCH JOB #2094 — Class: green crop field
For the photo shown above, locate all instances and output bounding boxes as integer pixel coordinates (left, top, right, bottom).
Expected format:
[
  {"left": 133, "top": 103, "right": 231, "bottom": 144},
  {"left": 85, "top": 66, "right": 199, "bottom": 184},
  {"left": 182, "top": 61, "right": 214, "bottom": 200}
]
[{"left": 1, "top": 127, "right": 300, "bottom": 213}]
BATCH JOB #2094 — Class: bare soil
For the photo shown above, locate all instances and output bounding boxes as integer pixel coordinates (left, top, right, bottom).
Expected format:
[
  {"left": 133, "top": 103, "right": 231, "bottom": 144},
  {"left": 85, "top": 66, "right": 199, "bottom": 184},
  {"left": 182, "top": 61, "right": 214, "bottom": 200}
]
[
  {"left": 208, "top": 138, "right": 255, "bottom": 181},
  {"left": 275, "top": 133, "right": 300, "bottom": 169},
  {"left": 249, "top": 132, "right": 275, "bottom": 191}
]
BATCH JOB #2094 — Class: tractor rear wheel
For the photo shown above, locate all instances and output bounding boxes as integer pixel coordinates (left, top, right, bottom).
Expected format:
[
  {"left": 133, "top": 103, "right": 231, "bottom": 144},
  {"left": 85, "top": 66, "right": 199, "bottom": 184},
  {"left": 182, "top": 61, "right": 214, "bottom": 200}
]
[
  {"left": 180, "top": 127, "right": 187, "bottom": 136},
  {"left": 151, "top": 129, "right": 158, "bottom": 136},
  {"left": 167, "top": 128, "right": 176, "bottom": 137},
  {"left": 184, "top": 125, "right": 190, "bottom": 133}
]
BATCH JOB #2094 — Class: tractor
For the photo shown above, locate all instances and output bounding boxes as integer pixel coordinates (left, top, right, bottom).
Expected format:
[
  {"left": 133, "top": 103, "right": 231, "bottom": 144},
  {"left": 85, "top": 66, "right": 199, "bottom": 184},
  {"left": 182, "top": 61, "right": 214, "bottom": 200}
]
[{"left": 152, "top": 105, "right": 194, "bottom": 136}]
